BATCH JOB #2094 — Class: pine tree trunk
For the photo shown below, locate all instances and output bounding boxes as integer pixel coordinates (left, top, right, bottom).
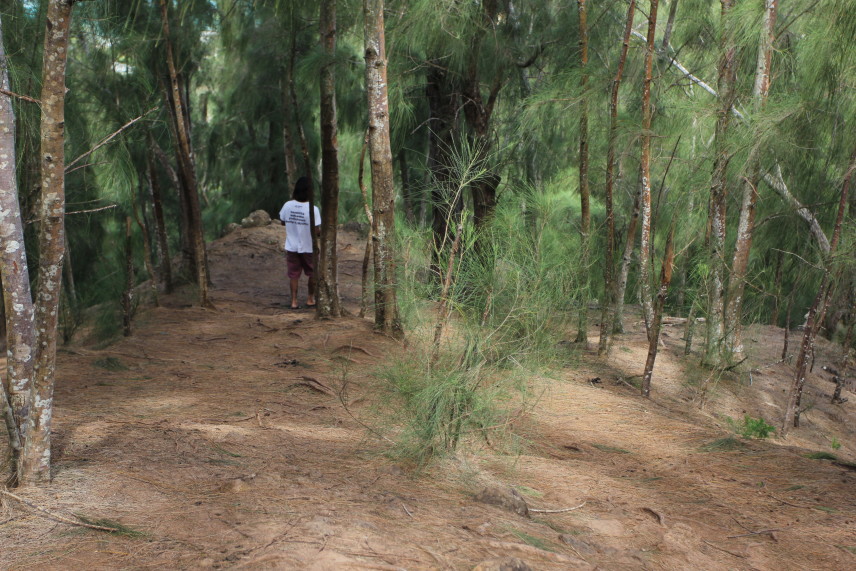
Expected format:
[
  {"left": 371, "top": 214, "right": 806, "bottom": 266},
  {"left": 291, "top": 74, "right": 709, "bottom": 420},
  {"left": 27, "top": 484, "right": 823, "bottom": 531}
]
[
  {"left": 19, "top": 0, "right": 75, "bottom": 485},
  {"left": 146, "top": 144, "right": 173, "bottom": 293},
  {"left": 122, "top": 216, "right": 134, "bottom": 336},
  {"left": 364, "top": 0, "right": 402, "bottom": 336},
  {"left": 638, "top": 0, "right": 660, "bottom": 341},
  {"left": 598, "top": 0, "right": 636, "bottom": 356},
  {"left": 725, "top": 0, "right": 778, "bottom": 358},
  {"left": 642, "top": 225, "right": 676, "bottom": 397},
  {"left": 282, "top": 77, "right": 297, "bottom": 191},
  {"left": 0, "top": 15, "right": 36, "bottom": 480},
  {"left": 782, "top": 147, "right": 855, "bottom": 434},
  {"left": 399, "top": 149, "right": 415, "bottom": 225},
  {"left": 614, "top": 176, "right": 644, "bottom": 335},
  {"left": 704, "top": 0, "right": 737, "bottom": 367},
  {"left": 575, "top": 0, "right": 591, "bottom": 346},
  {"left": 317, "top": 0, "right": 342, "bottom": 318},
  {"left": 160, "top": 0, "right": 212, "bottom": 309}
]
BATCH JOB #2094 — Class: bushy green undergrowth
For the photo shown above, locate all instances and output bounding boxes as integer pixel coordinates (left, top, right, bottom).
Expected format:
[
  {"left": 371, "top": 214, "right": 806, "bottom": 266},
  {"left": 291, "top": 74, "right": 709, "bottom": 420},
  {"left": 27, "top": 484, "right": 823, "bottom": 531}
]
[{"left": 725, "top": 414, "right": 777, "bottom": 439}]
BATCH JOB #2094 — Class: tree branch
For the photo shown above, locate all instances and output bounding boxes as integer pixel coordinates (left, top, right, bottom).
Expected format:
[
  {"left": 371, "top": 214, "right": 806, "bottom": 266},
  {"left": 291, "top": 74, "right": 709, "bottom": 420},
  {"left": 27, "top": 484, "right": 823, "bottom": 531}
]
[
  {"left": 762, "top": 164, "right": 831, "bottom": 254},
  {"left": 0, "top": 88, "right": 40, "bottom": 104},
  {"left": 65, "top": 106, "right": 159, "bottom": 172}
]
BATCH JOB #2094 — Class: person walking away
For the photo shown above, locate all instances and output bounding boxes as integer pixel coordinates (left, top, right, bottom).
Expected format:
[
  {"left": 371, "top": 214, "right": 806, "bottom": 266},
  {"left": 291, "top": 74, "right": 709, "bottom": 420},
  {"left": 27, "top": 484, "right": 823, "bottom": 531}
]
[{"left": 279, "top": 176, "right": 321, "bottom": 309}]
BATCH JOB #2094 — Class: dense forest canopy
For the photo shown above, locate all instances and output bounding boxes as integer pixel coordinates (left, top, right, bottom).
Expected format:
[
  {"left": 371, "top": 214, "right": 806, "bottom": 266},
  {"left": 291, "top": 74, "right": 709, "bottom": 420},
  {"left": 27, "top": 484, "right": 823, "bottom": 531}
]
[{"left": 1, "top": 0, "right": 854, "bottom": 484}]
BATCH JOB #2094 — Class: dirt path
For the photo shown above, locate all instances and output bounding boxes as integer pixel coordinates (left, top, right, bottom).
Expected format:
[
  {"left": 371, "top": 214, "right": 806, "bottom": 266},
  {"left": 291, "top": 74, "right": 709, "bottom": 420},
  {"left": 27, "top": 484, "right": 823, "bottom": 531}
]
[{"left": 2, "top": 223, "right": 855, "bottom": 570}]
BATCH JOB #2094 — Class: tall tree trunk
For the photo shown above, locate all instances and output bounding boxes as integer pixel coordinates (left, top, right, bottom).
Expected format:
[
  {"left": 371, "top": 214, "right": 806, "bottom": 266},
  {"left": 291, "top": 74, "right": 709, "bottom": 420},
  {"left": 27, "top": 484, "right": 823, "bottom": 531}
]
[
  {"left": 614, "top": 175, "right": 643, "bottom": 335},
  {"left": 0, "top": 15, "right": 36, "bottom": 482},
  {"left": 160, "top": 0, "right": 212, "bottom": 309},
  {"left": 146, "top": 143, "right": 173, "bottom": 293},
  {"left": 704, "top": 0, "right": 737, "bottom": 366},
  {"left": 364, "top": 0, "right": 402, "bottom": 336},
  {"left": 19, "top": 0, "right": 74, "bottom": 485},
  {"left": 725, "top": 0, "right": 778, "bottom": 358},
  {"left": 426, "top": 65, "right": 459, "bottom": 278},
  {"left": 282, "top": 76, "right": 298, "bottom": 192},
  {"left": 782, "top": 148, "right": 855, "bottom": 434},
  {"left": 575, "top": 0, "right": 591, "bottom": 346},
  {"left": 642, "top": 224, "right": 676, "bottom": 397},
  {"left": 317, "top": 0, "right": 342, "bottom": 318},
  {"left": 399, "top": 149, "right": 415, "bottom": 225},
  {"left": 122, "top": 216, "right": 134, "bottom": 337},
  {"left": 638, "top": 0, "right": 660, "bottom": 340},
  {"left": 599, "top": 0, "right": 637, "bottom": 356}
]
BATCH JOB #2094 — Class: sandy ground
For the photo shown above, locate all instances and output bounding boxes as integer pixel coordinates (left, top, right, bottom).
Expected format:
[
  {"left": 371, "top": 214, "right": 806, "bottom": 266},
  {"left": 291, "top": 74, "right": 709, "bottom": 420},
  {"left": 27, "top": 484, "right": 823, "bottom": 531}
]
[{"left": 1, "top": 222, "right": 855, "bottom": 570}]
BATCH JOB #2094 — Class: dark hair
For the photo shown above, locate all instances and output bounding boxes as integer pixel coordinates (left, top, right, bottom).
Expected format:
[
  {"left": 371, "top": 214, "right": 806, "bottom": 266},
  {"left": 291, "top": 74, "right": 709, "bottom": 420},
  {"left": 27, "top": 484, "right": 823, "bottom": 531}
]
[{"left": 293, "top": 176, "right": 311, "bottom": 202}]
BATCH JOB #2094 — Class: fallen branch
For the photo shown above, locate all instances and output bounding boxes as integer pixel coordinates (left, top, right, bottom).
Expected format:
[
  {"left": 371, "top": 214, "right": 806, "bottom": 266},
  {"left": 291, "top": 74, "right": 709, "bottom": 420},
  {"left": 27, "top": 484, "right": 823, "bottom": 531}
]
[
  {"left": 530, "top": 501, "right": 587, "bottom": 514},
  {"left": 1, "top": 489, "right": 124, "bottom": 533},
  {"left": 727, "top": 528, "right": 780, "bottom": 539},
  {"left": 703, "top": 539, "right": 746, "bottom": 559}
]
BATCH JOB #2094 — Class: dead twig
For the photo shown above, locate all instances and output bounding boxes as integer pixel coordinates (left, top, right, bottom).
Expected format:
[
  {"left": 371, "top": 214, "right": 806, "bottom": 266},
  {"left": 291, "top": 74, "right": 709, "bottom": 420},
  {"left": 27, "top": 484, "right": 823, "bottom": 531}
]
[
  {"left": 765, "top": 492, "right": 814, "bottom": 509},
  {"left": 727, "top": 529, "right": 780, "bottom": 539},
  {"left": 1, "top": 489, "right": 124, "bottom": 533},
  {"left": 529, "top": 501, "right": 587, "bottom": 514},
  {"left": 703, "top": 539, "right": 746, "bottom": 558},
  {"left": 338, "top": 380, "right": 395, "bottom": 444}
]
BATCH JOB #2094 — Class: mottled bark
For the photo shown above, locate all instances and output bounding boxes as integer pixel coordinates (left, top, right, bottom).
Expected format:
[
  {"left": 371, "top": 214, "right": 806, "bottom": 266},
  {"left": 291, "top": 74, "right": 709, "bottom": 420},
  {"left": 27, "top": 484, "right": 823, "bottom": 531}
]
[
  {"left": 638, "top": 0, "right": 660, "bottom": 340},
  {"left": 642, "top": 225, "right": 676, "bottom": 398},
  {"left": 575, "top": 0, "right": 591, "bottom": 346},
  {"left": 317, "top": 0, "right": 342, "bottom": 318},
  {"left": 724, "top": 0, "right": 778, "bottom": 358},
  {"left": 160, "top": 0, "right": 211, "bottom": 309},
  {"left": 782, "top": 148, "right": 855, "bottom": 434},
  {"left": 598, "top": 0, "right": 637, "bottom": 356},
  {"left": 704, "top": 0, "right": 737, "bottom": 367},
  {"left": 614, "top": 176, "right": 644, "bottom": 334},
  {"left": 0, "top": 14, "right": 36, "bottom": 471},
  {"left": 19, "top": 0, "right": 75, "bottom": 485},
  {"left": 364, "top": 0, "right": 402, "bottom": 336}
]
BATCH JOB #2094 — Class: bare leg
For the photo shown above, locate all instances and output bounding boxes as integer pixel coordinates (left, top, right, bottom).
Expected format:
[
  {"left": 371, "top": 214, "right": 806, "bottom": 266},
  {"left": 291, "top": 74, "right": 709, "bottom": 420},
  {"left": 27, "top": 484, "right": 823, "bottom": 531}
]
[
  {"left": 290, "top": 277, "right": 299, "bottom": 308},
  {"left": 306, "top": 275, "right": 316, "bottom": 307}
]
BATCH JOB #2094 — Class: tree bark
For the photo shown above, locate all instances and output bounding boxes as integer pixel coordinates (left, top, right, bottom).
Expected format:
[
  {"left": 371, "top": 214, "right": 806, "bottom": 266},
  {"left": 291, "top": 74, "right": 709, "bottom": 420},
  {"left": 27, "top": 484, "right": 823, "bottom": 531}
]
[
  {"left": 0, "top": 14, "right": 36, "bottom": 480},
  {"left": 159, "top": 0, "right": 212, "bottom": 309},
  {"left": 614, "top": 175, "right": 644, "bottom": 335},
  {"left": 638, "top": 0, "right": 660, "bottom": 341},
  {"left": 599, "top": 0, "right": 637, "bottom": 356},
  {"left": 704, "top": 0, "right": 737, "bottom": 367},
  {"left": 642, "top": 225, "right": 676, "bottom": 397},
  {"left": 146, "top": 142, "right": 173, "bottom": 293},
  {"left": 782, "top": 148, "right": 855, "bottom": 434},
  {"left": 317, "top": 0, "right": 343, "bottom": 318},
  {"left": 19, "top": 0, "right": 75, "bottom": 485},
  {"left": 399, "top": 149, "right": 415, "bottom": 225},
  {"left": 364, "top": 0, "right": 402, "bottom": 336},
  {"left": 724, "top": 0, "right": 778, "bottom": 358},
  {"left": 122, "top": 216, "right": 133, "bottom": 336},
  {"left": 575, "top": 0, "right": 591, "bottom": 346}
]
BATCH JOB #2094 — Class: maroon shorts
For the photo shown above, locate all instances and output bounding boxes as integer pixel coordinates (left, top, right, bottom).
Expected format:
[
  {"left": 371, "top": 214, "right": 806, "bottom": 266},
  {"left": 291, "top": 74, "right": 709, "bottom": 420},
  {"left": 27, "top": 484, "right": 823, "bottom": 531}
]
[{"left": 286, "top": 251, "right": 314, "bottom": 279}]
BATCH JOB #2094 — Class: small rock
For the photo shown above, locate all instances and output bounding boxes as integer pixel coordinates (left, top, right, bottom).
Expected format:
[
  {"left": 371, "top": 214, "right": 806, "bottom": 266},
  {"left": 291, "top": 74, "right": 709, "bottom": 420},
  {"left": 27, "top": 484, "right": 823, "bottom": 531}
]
[
  {"left": 221, "top": 222, "right": 240, "bottom": 236},
  {"left": 474, "top": 486, "right": 530, "bottom": 517},
  {"left": 472, "top": 557, "right": 532, "bottom": 571},
  {"left": 241, "top": 210, "right": 271, "bottom": 228}
]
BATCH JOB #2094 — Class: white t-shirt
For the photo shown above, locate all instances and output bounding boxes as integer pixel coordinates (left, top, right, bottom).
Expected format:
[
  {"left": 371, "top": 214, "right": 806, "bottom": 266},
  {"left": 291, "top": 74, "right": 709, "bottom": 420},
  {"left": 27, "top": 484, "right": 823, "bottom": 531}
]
[{"left": 279, "top": 200, "right": 321, "bottom": 253}]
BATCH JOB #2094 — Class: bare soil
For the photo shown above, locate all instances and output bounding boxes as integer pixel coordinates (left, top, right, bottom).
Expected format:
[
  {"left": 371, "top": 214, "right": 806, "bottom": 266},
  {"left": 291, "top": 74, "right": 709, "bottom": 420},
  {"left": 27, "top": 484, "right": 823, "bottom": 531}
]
[{"left": 2, "top": 223, "right": 855, "bottom": 570}]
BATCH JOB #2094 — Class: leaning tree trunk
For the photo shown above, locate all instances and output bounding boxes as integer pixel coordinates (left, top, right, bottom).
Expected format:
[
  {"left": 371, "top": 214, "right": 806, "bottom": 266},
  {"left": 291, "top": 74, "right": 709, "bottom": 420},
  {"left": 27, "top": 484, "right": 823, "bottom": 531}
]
[
  {"left": 575, "top": 0, "right": 591, "bottom": 346},
  {"left": 782, "top": 147, "right": 855, "bottom": 434},
  {"left": 642, "top": 224, "right": 676, "bottom": 398},
  {"left": 704, "top": 0, "right": 737, "bottom": 367},
  {"left": 19, "top": 0, "right": 75, "bottom": 485},
  {"left": 160, "top": 0, "right": 212, "bottom": 309},
  {"left": 724, "top": 0, "right": 778, "bottom": 358},
  {"left": 598, "top": 0, "right": 637, "bottom": 356},
  {"left": 0, "top": 14, "right": 36, "bottom": 481},
  {"left": 317, "top": 0, "right": 343, "bottom": 318},
  {"left": 364, "top": 0, "right": 402, "bottom": 336},
  {"left": 637, "top": 0, "right": 660, "bottom": 341}
]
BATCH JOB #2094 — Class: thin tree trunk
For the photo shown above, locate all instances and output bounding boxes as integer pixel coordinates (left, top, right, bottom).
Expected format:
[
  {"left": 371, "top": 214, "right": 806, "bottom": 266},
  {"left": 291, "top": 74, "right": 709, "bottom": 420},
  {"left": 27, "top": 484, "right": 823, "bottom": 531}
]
[
  {"left": 0, "top": 15, "right": 36, "bottom": 480},
  {"left": 782, "top": 148, "right": 855, "bottom": 434},
  {"left": 399, "top": 149, "right": 415, "bottom": 225},
  {"left": 146, "top": 144, "right": 173, "bottom": 293},
  {"left": 19, "top": 0, "right": 75, "bottom": 485},
  {"left": 282, "top": 77, "right": 297, "bottom": 191},
  {"left": 661, "top": 0, "right": 679, "bottom": 53},
  {"left": 614, "top": 177, "right": 644, "bottom": 334},
  {"left": 159, "top": 0, "right": 212, "bottom": 309},
  {"left": 358, "top": 131, "right": 374, "bottom": 318},
  {"left": 642, "top": 225, "right": 676, "bottom": 397},
  {"left": 431, "top": 223, "right": 464, "bottom": 368},
  {"left": 317, "top": 0, "right": 342, "bottom": 318},
  {"left": 575, "top": 0, "right": 591, "bottom": 346},
  {"left": 364, "top": 0, "right": 402, "bottom": 336},
  {"left": 638, "top": 0, "right": 660, "bottom": 340},
  {"left": 132, "top": 188, "right": 159, "bottom": 307},
  {"left": 122, "top": 216, "right": 133, "bottom": 337},
  {"left": 599, "top": 0, "right": 637, "bottom": 356},
  {"left": 724, "top": 0, "right": 778, "bottom": 358},
  {"left": 704, "top": 0, "right": 737, "bottom": 367}
]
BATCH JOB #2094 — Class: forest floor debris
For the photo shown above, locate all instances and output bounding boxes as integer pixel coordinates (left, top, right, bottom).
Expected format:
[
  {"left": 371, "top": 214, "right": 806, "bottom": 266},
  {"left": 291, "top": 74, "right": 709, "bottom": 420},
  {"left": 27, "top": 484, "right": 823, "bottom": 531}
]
[{"left": 1, "top": 223, "right": 855, "bottom": 570}]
